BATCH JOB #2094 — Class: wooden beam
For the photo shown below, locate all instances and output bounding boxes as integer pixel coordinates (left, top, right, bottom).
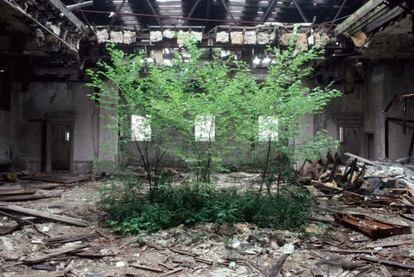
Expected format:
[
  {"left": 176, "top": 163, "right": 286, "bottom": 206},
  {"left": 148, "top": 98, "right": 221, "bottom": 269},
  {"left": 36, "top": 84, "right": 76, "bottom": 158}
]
[
  {"left": 206, "top": 0, "right": 212, "bottom": 19},
  {"left": 45, "top": 0, "right": 86, "bottom": 32},
  {"left": 145, "top": 0, "right": 162, "bottom": 26},
  {"left": 185, "top": 0, "right": 202, "bottom": 24},
  {"left": 109, "top": 0, "right": 127, "bottom": 26},
  {"left": 66, "top": 1, "right": 93, "bottom": 11},
  {"left": 205, "top": 0, "right": 212, "bottom": 30},
  {"left": 292, "top": 0, "right": 309, "bottom": 22},
  {"left": 219, "top": 0, "right": 235, "bottom": 21},
  {"left": 0, "top": 203, "right": 88, "bottom": 227},
  {"left": 331, "top": 0, "right": 348, "bottom": 24},
  {"left": 24, "top": 244, "right": 89, "bottom": 264},
  {"left": 262, "top": 0, "right": 277, "bottom": 22},
  {"left": 0, "top": 0, "right": 79, "bottom": 55},
  {"left": 334, "top": 0, "right": 385, "bottom": 35}
]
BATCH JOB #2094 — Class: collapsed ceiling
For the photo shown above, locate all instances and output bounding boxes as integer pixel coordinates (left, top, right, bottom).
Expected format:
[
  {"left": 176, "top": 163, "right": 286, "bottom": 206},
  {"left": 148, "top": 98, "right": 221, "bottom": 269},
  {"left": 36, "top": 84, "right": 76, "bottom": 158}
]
[
  {"left": 0, "top": 0, "right": 412, "bottom": 65},
  {"left": 66, "top": 0, "right": 366, "bottom": 29}
]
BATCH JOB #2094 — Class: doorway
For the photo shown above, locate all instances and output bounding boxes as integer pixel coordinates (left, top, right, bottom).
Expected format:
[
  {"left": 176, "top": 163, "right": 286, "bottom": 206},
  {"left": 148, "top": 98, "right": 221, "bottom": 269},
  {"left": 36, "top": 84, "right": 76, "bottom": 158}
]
[
  {"left": 50, "top": 123, "right": 73, "bottom": 173},
  {"left": 339, "top": 125, "right": 362, "bottom": 157}
]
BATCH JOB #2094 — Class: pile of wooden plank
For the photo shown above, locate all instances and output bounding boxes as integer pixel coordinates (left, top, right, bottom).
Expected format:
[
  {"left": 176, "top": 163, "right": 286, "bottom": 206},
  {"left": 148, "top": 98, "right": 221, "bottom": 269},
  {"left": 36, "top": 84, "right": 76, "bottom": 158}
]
[
  {"left": 0, "top": 174, "right": 91, "bottom": 202},
  {"left": 302, "top": 152, "right": 414, "bottom": 210},
  {"left": 301, "top": 152, "right": 414, "bottom": 239}
]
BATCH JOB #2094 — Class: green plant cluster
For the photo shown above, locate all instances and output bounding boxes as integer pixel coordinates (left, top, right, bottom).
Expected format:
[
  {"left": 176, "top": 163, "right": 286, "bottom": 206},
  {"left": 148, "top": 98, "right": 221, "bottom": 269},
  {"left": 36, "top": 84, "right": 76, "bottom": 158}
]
[
  {"left": 101, "top": 178, "right": 311, "bottom": 234},
  {"left": 86, "top": 34, "right": 341, "bottom": 188},
  {"left": 87, "top": 34, "right": 340, "bottom": 233}
]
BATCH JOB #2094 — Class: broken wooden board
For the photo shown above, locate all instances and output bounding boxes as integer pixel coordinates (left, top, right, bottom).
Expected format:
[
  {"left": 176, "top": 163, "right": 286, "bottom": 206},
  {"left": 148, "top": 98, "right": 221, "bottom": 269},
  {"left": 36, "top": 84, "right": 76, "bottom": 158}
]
[
  {"left": 14, "top": 272, "right": 65, "bottom": 277},
  {"left": 131, "top": 264, "right": 164, "bottom": 273},
  {"left": 47, "top": 232, "right": 97, "bottom": 246},
  {"left": 0, "top": 183, "right": 65, "bottom": 192},
  {"left": 334, "top": 213, "right": 411, "bottom": 239},
  {"left": 339, "top": 191, "right": 365, "bottom": 205},
  {"left": 26, "top": 175, "right": 91, "bottom": 184},
  {"left": 344, "top": 153, "right": 376, "bottom": 165},
  {"left": 360, "top": 255, "right": 414, "bottom": 270},
  {"left": 0, "top": 191, "right": 62, "bottom": 202},
  {"left": 0, "top": 203, "right": 88, "bottom": 227},
  {"left": 0, "top": 188, "right": 35, "bottom": 196},
  {"left": 24, "top": 244, "right": 89, "bottom": 264},
  {"left": 311, "top": 180, "right": 342, "bottom": 194},
  {"left": 159, "top": 267, "right": 183, "bottom": 276},
  {"left": 72, "top": 251, "right": 116, "bottom": 258},
  {"left": 169, "top": 247, "right": 198, "bottom": 257}
]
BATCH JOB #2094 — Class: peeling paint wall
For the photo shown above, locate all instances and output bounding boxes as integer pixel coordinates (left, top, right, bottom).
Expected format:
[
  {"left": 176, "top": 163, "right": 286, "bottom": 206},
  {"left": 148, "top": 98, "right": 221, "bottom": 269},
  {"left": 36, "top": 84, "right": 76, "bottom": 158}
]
[
  {"left": 0, "top": 78, "right": 120, "bottom": 174},
  {"left": 13, "top": 82, "right": 99, "bottom": 173},
  {"left": 371, "top": 62, "right": 414, "bottom": 161},
  {"left": 316, "top": 61, "right": 414, "bottom": 162}
]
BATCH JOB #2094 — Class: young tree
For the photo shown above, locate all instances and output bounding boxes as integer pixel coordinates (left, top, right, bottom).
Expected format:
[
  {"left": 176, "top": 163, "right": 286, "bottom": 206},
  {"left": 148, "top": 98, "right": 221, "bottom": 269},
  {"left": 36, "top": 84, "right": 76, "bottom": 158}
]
[
  {"left": 244, "top": 37, "right": 340, "bottom": 194},
  {"left": 86, "top": 33, "right": 340, "bottom": 193}
]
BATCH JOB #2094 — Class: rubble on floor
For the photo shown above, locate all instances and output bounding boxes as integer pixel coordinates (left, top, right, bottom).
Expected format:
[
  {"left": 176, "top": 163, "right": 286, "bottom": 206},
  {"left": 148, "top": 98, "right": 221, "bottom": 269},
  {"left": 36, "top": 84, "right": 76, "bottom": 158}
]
[
  {"left": 1, "top": 164, "right": 414, "bottom": 276},
  {"left": 300, "top": 152, "right": 414, "bottom": 276}
]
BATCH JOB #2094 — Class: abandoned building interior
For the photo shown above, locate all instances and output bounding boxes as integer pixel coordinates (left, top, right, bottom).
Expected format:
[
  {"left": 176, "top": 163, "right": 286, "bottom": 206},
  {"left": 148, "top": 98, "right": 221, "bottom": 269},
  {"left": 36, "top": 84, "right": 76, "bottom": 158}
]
[{"left": 1, "top": 0, "right": 414, "bottom": 276}]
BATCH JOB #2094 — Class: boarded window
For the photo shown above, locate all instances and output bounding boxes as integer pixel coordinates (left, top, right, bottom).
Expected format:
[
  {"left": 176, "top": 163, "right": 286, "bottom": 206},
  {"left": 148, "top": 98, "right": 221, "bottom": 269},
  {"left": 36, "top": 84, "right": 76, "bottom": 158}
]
[
  {"left": 258, "top": 116, "right": 278, "bottom": 141},
  {"left": 131, "top": 115, "right": 151, "bottom": 141},
  {"left": 195, "top": 114, "right": 215, "bottom": 142}
]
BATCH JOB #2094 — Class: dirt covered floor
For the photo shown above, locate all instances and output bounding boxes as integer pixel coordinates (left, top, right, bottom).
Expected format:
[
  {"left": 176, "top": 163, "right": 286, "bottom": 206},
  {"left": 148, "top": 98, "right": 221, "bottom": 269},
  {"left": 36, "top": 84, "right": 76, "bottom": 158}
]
[{"left": 1, "top": 172, "right": 414, "bottom": 276}]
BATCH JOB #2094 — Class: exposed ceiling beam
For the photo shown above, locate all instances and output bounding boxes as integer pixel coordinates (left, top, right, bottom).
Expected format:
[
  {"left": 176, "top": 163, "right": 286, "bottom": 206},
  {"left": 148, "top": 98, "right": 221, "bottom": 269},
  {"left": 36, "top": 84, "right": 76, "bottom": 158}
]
[
  {"left": 0, "top": 0, "right": 79, "bottom": 55},
  {"left": 335, "top": 0, "right": 390, "bottom": 35},
  {"left": 219, "top": 0, "right": 235, "bottom": 21},
  {"left": 261, "top": 0, "right": 277, "bottom": 22},
  {"left": 331, "top": 0, "right": 348, "bottom": 23},
  {"left": 292, "top": 0, "right": 309, "bottom": 22},
  {"left": 46, "top": 0, "right": 87, "bottom": 32},
  {"left": 145, "top": 0, "right": 162, "bottom": 26},
  {"left": 185, "top": 0, "right": 202, "bottom": 24},
  {"left": 67, "top": 1, "right": 93, "bottom": 11},
  {"left": 109, "top": 0, "right": 126, "bottom": 26},
  {"left": 205, "top": 0, "right": 212, "bottom": 29}
]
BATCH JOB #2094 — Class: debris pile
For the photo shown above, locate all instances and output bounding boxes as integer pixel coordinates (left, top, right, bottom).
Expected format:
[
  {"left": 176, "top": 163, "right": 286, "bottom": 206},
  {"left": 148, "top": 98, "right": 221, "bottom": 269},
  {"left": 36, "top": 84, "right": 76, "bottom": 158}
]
[
  {"left": 0, "top": 174, "right": 91, "bottom": 203},
  {"left": 302, "top": 152, "right": 414, "bottom": 212},
  {"left": 300, "top": 152, "right": 414, "bottom": 276},
  {"left": 1, "top": 167, "right": 414, "bottom": 276}
]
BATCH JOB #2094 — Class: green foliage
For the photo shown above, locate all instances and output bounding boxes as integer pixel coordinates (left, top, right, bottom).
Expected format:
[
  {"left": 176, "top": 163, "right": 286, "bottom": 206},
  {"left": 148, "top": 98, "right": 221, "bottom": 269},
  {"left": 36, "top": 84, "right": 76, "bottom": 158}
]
[
  {"left": 85, "top": 33, "right": 341, "bottom": 186},
  {"left": 100, "top": 177, "right": 311, "bottom": 234}
]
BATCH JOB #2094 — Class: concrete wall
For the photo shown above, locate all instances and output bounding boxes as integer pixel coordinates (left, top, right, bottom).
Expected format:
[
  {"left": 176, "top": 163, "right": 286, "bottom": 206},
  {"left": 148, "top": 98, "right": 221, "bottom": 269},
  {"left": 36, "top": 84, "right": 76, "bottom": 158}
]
[
  {"left": 14, "top": 82, "right": 98, "bottom": 173},
  {"left": 317, "top": 60, "right": 414, "bottom": 162},
  {"left": 2, "top": 60, "right": 414, "bottom": 174},
  {"left": 0, "top": 76, "right": 119, "bottom": 174},
  {"left": 368, "top": 62, "right": 414, "bottom": 161}
]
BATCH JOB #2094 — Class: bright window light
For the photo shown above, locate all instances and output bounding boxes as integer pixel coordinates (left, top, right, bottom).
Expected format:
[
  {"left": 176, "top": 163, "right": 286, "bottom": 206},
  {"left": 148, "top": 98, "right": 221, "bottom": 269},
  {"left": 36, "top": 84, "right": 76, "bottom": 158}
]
[
  {"left": 195, "top": 114, "right": 215, "bottom": 142},
  {"left": 65, "top": 131, "right": 70, "bottom": 142},
  {"left": 339, "top": 126, "right": 344, "bottom": 143},
  {"left": 258, "top": 116, "right": 278, "bottom": 141},
  {"left": 131, "top": 115, "right": 151, "bottom": 141}
]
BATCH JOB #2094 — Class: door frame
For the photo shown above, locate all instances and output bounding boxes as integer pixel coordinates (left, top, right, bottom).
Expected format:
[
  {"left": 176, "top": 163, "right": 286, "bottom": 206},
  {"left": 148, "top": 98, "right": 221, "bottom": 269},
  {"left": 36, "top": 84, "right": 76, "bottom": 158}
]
[
  {"left": 336, "top": 113, "right": 364, "bottom": 157},
  {"left": 45, "top": 111, "right": 75, "bottom": 174}
]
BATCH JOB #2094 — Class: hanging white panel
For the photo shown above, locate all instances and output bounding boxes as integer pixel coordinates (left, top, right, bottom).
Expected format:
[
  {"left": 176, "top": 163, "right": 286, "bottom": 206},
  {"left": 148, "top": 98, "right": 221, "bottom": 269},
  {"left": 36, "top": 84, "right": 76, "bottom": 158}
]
[
  {"left": 131, "top": 115, "right": 151, "bottom": 141},
  {"left": 258, "top": 116, "right": 279, "bottom": 142},
  {"left": 195, "top": 114, "right": 215, "bottom": 142}
]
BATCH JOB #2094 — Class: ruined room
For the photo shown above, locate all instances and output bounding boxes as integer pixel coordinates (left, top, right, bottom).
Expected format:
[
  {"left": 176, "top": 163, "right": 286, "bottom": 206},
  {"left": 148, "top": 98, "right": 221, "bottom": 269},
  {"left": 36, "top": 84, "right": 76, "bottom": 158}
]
[{"left": 1, "top": 0, "right": 414, "bottom": 276}]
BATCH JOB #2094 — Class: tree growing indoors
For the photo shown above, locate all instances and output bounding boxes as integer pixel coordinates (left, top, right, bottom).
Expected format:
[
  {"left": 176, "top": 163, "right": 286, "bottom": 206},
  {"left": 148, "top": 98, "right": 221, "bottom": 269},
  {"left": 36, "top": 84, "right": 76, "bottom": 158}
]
[{"left": 86, "top": 34, "right": 341, "bottom": 233}]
